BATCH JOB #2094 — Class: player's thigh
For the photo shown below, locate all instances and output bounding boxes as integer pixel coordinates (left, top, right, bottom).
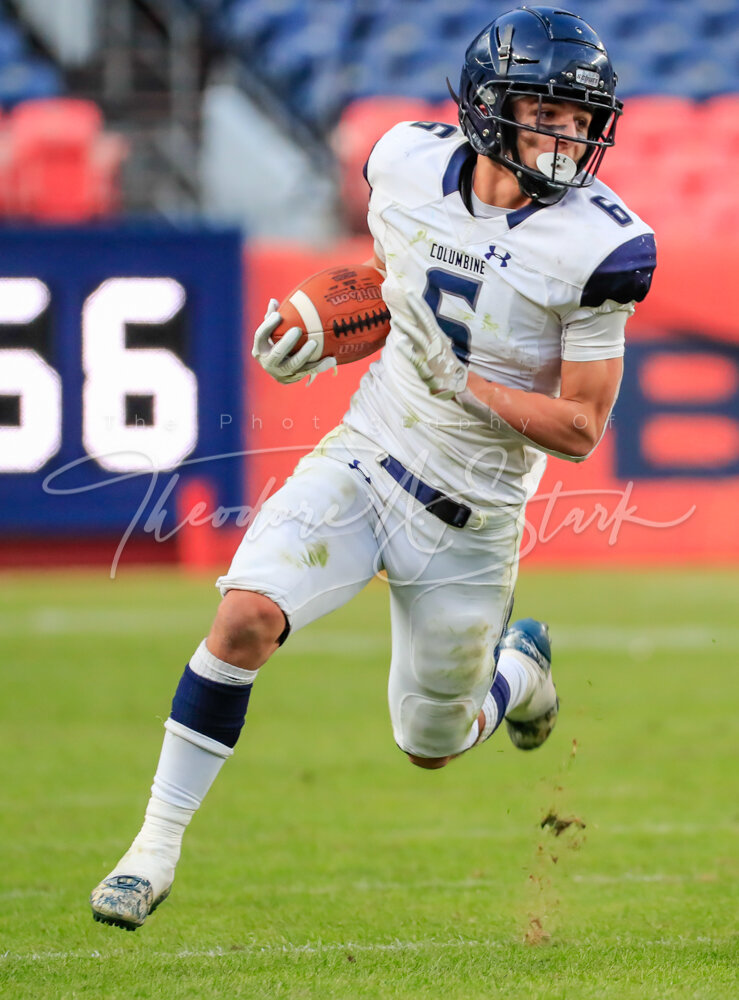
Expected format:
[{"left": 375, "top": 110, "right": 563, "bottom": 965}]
[
  {"left": 216, "top": 453, "right": 382, "bottom": 633},
  {"left": 386, "top": 506, "right": 523, "bottom": 758}
]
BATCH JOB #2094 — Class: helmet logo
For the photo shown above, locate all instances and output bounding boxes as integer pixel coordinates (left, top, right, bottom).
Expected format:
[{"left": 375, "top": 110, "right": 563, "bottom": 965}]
[
  {"left": 536, "top": 152, "right": 577, "bottom": 182},
  {"left": 575, "top": 67, "right": 600, "bottom": 88}
]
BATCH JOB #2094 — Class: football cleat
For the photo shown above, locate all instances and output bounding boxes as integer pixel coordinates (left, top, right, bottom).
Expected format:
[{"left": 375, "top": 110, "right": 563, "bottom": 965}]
[
  {"left": 501, "top": 617, "right": 559, "bottom": 750},
  {"left": 90, "top": 874, "right": 170, "bottom": 931}
]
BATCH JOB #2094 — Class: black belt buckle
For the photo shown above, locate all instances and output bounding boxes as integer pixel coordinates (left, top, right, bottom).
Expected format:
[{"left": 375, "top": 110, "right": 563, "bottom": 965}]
[
  {"left": 425, "top": 495, "right": 471, "bottom": 529},
  {"left": 379, "top": 455, "right": 472, "bottom": 528}
]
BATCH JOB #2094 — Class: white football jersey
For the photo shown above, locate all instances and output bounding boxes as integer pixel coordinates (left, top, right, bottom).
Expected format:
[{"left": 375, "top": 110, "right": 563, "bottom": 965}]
[{"left": 344, "top": 121, "right": 656, "bottom": 506}]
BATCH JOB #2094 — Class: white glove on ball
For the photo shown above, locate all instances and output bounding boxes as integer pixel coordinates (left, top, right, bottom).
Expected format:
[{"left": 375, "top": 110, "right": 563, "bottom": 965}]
[
  {"left": 251, "top": 299, "right": 337, "bottom": 385},
  {"left": 393, "top": 293, "right": 468, "bottom": 399}
]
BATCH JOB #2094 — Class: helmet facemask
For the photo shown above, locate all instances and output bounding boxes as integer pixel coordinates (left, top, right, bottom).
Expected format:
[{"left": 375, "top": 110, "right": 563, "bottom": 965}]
[{"left": 458, "top": 80, "right": 620, "bottom": 203}]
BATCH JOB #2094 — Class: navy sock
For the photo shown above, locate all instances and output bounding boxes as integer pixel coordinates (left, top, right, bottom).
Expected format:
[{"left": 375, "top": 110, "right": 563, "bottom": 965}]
[
  {"left": 489, "top": 671, "right": 511, "bottom": 732},
  {"left": 170, "top": 665, "right": 252, "bottom": 748}
]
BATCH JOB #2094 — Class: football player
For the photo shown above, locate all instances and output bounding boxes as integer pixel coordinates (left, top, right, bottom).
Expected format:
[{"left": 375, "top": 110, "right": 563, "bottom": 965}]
[{"left": 91, "top": 5, "right": 655, "bottom": 929}]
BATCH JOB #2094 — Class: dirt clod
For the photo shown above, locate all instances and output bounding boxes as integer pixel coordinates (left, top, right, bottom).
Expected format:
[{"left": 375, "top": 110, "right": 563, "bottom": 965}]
[
  {"left": 524, "top": 916, "right": 551, "bottom": 946},
  {"left": 541, "top": 811, "right": 586, "bottom": 837}
]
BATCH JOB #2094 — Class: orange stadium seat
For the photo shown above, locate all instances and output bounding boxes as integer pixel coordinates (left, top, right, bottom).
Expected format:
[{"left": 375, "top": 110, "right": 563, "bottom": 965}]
[
  {"left": 692, "top": 188, "right": 739, "bottom": 237},
  {"left": 5, "top": 98, "right": 126, "bottom": 220},
  {"left": 699, "top": 95, "right": 739, "bottom": 159},
  {"left": 615, "top": 96, "right": 699, "bottom": 159}
]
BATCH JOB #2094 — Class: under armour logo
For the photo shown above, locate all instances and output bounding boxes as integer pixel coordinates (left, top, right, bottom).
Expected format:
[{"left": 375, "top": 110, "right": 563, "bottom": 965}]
[
  {"left": 484, "top": 245, "right": 511, "bottom": 267},
  {"left": 348, "top": 458, "right": 371, "bottom": 483}
]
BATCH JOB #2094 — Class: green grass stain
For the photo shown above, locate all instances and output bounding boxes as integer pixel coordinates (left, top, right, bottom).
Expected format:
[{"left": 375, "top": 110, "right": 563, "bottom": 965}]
[
  {"left": 300, "top": 542, "right": 329, "bottom": 569},
  {"left": 481, "top": 313, "right": 502, "bottom": 334},
  {"left": 409, "top": 229, "right": 428, "bottom": 245}
]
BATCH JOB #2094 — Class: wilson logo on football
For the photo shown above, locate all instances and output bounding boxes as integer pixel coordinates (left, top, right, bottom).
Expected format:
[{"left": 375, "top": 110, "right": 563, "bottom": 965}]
[{"left": 326, "top": 286, "right": 383, "bottom": 307}]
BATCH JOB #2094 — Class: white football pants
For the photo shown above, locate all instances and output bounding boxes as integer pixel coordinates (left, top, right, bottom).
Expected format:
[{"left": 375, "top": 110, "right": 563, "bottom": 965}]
[{"left": 217, "top": 425, "right": 525, "bottom": 758}]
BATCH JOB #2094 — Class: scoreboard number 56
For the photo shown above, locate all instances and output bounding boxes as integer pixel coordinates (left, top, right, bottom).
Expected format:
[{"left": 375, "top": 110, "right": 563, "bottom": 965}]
[{"left": 0, "top": 276, "right": 198, "bottom": 474}]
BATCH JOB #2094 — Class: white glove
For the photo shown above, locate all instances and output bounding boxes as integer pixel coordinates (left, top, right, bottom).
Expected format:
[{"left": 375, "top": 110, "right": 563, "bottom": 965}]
[
  {"left": 251, "top": 299, "right": 337, "bottom": 385},
  {"left": 393, "top": 292, "right": 468, "bottom": 399}
]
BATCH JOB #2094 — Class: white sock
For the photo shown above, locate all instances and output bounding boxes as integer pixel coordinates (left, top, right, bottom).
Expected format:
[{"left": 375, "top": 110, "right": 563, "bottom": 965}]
[
  {"left": 459, "top": 717, "right": 481, "bottom": 753},
  {"left": 109, "top": 726, "right": 232, "bottom": 898},
  {"left": 496, "top": 649, "right": 531, "bottom": 713},
  {"left": 474, "top": 651, "right": 532, "bottom": 745},
  {"left": 109, "top": 641, "right": 252, "bottom": 896},
  {"left": 109, "top": 795, "right": 192, "bottom": 899}
]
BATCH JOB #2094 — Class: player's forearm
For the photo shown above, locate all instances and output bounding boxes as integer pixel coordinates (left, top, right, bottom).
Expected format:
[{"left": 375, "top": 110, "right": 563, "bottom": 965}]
[{"left": 465, "top": 371, "right": 602, "bottom": 458}]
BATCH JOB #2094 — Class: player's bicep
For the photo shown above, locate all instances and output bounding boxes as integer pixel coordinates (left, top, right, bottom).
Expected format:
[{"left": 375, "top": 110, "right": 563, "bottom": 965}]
[{"left": 560, "top": 356, "right": 623, "bottom": 438}]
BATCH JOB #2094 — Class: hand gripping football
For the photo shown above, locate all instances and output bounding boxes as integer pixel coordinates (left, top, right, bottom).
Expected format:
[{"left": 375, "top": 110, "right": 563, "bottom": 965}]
[{"left": 272, "top": 263, "right": 390, "bottom": 365}]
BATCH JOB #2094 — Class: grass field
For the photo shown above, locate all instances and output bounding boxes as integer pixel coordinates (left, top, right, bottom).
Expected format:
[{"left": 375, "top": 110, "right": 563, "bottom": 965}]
[{"left": 0, "top": 566, "right": 737, "bottom": 999}]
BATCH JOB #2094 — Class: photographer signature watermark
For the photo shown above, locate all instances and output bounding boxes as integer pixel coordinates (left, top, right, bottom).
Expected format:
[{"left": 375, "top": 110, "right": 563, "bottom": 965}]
[{"left": 42, "top": 445, "right": 696, "bottom": 579}]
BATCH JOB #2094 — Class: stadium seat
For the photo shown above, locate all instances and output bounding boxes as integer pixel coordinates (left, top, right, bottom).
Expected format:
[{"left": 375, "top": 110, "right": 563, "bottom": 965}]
[
  {"left": 699, "top": 95, "right": 739, "bottom": 158},
  {"left": 6, "top": 98, "right": 126, "bottom": 220},
  {"left": 695, "top": 188, "right": 739, "bottom": 237},
  {"left": 189, "top": 0, "right": 739, "bottom": 133},
  {"left": 0, "top": 21, "right": 24, "bottom": 63},
  {"left": 180, "top": 0, "right": 739, "bottom": 242},
  {"left": 0, "top": 57, "right": 62, "bottom": 109},
  {"left": 212, "top": 0, "right": 305, "bottom": 52},
  {"left": 657, "top": 49, "right": 739, "bottom": 101},
  {"left": 617, "top": 97, "right": 699, "bottom": 158}
]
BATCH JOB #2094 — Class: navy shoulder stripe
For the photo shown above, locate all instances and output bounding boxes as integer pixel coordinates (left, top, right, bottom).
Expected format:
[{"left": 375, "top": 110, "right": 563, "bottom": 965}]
[
  {"left": 363, "top": 139, "right": 382, "bottom": 193},
  {"left": 581, "top": 233, "right": 657, "bottom": 307},
  {"left": 442, "top": 143, "right": 474, "bottom": 196}
]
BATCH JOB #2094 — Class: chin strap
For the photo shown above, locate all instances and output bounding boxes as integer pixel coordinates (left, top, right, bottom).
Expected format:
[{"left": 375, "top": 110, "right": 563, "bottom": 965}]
[{"left": 516, "top": 167, "right": 569, "bottom": 205}]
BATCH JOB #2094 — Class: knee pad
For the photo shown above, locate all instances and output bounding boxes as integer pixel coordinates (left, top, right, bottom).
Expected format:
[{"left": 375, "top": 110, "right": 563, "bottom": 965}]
[{"left": 395, "top": 692, "right": 478, "bottom": 759}]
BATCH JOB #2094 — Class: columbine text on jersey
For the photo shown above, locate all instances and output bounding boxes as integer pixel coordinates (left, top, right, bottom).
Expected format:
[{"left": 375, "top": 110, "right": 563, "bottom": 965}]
[{"left": 429, "top": 242, "right": 486, "bottom": 276}]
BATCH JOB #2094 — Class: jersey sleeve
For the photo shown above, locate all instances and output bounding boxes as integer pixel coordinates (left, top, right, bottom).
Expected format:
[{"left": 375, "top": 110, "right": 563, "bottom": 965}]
[
  {"left": 581, "top": 233, "right": 657, "bottom": 308},
  {"left": 561, "top": 300, "right": 632, "bottom": 362},
  {"left": 364, "top": 127, "right": 405, "bottom": 258}
]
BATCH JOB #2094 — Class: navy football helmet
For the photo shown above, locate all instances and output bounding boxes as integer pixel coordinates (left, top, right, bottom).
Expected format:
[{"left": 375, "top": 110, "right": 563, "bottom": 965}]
[{"left": 454, "top": 5, "right": 622, "bottom": 202}]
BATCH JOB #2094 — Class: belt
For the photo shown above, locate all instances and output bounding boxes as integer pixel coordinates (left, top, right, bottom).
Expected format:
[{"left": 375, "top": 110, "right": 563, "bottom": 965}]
[{"left": 379, "top": 454, "right": 472, "bottom": 528}]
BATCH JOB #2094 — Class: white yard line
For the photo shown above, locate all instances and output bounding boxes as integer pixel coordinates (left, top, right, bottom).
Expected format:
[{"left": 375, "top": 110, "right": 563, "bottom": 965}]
[
  {"left": 571, "top": 873, "right": 707, "bottom": 884},
  {"left": 552, "top": 625, "right": 736, "bottom": 652},
  {"left": 0, "top": 940, "right": 499, "bottom": 963},
  {"left": 0, "top": 611, "right": 736, "bottom": 651},
  {"left": 0, "top": 934, "right": 725, "bottom": 963}
]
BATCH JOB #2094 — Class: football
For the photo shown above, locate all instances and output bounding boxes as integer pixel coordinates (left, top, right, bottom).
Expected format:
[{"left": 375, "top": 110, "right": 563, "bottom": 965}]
[{"left": 272, "top": 263, "right": 390, "bottom": 365}]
